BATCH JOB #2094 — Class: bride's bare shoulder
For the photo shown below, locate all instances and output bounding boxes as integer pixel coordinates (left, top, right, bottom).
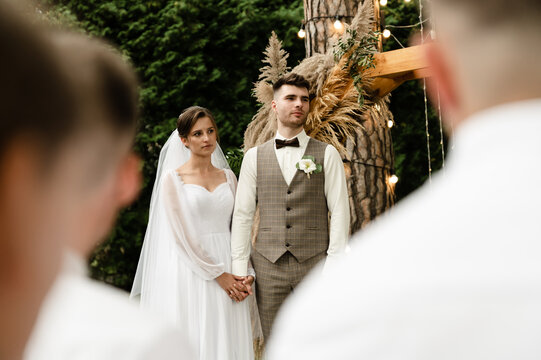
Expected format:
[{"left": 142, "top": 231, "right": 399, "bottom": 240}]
[{"left": 175, "top": 164, "right": 194, "bottom": 180}]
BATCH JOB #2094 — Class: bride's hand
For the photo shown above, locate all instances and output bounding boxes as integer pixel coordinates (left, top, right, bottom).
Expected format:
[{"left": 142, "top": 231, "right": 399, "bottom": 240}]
[{"left": 216, "top": 272, "right": 247, "bottom": 302}]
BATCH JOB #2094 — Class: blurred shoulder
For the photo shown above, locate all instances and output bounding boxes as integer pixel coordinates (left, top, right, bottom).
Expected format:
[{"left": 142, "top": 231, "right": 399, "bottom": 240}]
[{"left": 26, "top": 273, "right": 192, "bottom": 359}]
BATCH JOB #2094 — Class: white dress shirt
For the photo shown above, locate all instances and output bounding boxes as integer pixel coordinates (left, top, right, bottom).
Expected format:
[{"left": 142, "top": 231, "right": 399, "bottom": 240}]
[
  {"left": 231, "top": 129, "right": 350, "bottom": 276},
  {"left": 267, "top": 99, "right": 541, "bottom": 359},
  {"left": 24, "top": 251, "right": 194, "bottom": 360}
]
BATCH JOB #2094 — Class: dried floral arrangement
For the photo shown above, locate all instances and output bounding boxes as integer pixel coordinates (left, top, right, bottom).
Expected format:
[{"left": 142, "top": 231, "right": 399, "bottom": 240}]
[{"left": 244, "top": 0, "right": 390, "bottom": 158}]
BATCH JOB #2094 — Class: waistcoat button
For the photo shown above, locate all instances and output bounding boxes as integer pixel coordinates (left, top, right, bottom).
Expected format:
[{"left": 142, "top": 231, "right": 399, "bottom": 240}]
[{"left": 286, "top": 224, "right": 291, "bottom": 229}]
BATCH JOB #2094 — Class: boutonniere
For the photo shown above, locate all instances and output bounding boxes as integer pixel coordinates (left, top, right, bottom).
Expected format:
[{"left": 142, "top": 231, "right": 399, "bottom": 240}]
[{"left": 296, "top": 155, "right": 322, "bottom": 179}]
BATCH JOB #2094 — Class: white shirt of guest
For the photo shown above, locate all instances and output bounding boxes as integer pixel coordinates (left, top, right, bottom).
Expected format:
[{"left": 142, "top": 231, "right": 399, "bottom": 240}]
[
  {"left": 24, "top": 251, "right": 194, "bottom": 360},
  {"left": 267, "top": 99, "right": 541, "bottom": 360},
  {"left": 231, "top": 129, "right": 350, "bottom": 276}
]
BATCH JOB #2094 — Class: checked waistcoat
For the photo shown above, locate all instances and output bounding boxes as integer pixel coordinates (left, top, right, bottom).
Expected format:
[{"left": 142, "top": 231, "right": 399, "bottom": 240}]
[{"left": 255, "top": 137, "right": 329, "bottom": 263}]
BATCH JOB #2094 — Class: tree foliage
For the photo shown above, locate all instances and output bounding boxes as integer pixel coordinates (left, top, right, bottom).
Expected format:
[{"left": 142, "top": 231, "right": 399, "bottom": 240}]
[{"left": 39, "top": 0, "right": 443, "bottom": 290}]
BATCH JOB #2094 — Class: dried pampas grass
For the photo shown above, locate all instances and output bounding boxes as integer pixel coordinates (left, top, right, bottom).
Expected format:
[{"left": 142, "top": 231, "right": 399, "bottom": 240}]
[
  {"left": 245, "top": 0, "right": 381, "bottom": 158},
  {"left": 258, "top": 31, "right": 290, "bottom": 85},
  {"left": 291, "top": 53, "right": 334, "bottom": 96},
  {"left": 244, "top": 31, "right": 290, "bottom": 150},
  {"left": 303, "top": 55, "right": 370, "bottom": 157},
  {"left": 345, "top": 0, "right": 374, "bottom": 44}
]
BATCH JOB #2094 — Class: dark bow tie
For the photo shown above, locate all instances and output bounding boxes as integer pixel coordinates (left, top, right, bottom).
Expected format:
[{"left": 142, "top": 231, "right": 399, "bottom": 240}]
[{"left": 275, "top": 138, "right": 300, "bottom": 149}]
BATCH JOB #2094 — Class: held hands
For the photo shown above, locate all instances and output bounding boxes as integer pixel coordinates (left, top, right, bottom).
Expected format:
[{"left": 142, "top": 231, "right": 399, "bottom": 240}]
[
  {"left": 216, "top": 273, "right": 254, "bottom": 303},
  {"left": 236, "top": 275, "right": 254, "bottom": 297}
]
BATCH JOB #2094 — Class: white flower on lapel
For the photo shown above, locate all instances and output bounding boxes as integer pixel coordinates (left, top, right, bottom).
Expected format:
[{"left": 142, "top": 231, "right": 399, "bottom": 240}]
[{"left": 296, "top": 155, "right": 322, "bottom": 179}]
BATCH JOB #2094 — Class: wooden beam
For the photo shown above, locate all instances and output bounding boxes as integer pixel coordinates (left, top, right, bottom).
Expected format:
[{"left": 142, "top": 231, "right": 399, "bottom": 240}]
[
  {"left": 365, "top": 44, "right": 432, "bottom": 97},
  {"left": 367, "top": 44, "right": 431, "bottom": 78}
]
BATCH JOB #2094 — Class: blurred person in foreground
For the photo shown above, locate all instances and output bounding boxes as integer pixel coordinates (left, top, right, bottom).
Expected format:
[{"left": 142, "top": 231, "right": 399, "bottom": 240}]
[
  {"left": 267, "top": 0, "right": 541, "bottom": 359},
  {"left": 0, "top": 1, "right": 79, "bottom": 358},
  {"left": 23, "top": 31, "right": 193, "bottom": 359}
]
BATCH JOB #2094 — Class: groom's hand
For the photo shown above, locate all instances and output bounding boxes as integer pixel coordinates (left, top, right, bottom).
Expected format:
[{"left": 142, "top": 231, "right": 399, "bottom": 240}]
[{"left": 233, "top": 275, "right": 254, "bottom": 296}]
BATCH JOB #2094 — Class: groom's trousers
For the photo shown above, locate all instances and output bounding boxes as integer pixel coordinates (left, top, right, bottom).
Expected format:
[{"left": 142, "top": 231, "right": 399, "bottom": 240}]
[{"left": 251, "top": 249, "right": 326, "bottom": 341}]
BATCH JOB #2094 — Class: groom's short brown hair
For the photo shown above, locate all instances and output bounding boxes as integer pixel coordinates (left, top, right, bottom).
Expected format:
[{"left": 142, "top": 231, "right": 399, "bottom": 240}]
[{"left": 273, "top": 73, "right": 310, "bottom": 94}]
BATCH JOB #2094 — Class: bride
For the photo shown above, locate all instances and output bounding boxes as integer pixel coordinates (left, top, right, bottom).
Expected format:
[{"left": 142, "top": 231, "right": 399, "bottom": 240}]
[{"left": 131, "top": 106, "right": 257, "bottom": 359}]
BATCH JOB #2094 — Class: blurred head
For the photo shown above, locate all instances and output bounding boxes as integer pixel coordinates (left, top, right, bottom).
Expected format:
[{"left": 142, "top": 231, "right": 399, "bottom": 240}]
[
  {"left": 0, "top": 1, "right": 78, "bottom": 358},
  {"left": 425, "top": 0, "right": 541, "bottom": 128},
  {"left": 272, "top": 73, "right": 310, "bottom": 132},
  {"left": 177, "top": 106, "right": 219, "bottom": 157},
  {"left": 48, "top": 32, "right": 141, "bottom": 257}
]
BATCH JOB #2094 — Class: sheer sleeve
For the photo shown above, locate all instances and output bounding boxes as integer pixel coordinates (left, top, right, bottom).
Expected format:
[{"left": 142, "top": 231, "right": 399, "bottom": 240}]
[
  {"left": 224, "top": 168, "right": 237, "bottom": 195},
  {"left": 161, "top": 171, "right": 225, "bottom": 280}
]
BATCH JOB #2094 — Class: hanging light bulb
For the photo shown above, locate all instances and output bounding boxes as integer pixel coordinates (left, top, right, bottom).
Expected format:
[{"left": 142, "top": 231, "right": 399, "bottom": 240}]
[
  {"left": 333, "top": 17, "right": 344, "bottom": 32},
  {"left": 389, "top": 174, "right": 399, "bottom": 184},
  {"left": 380, "top": 0, "right": 388, "bottom": 6},
  {"left": 404, "top": 0, "right": 411, "bottom": 3},
  {"left": 298, "top": 23, "right": 306, "bottom": 39},
  {"left": 387, "top": 120, "right": 394, "bottom": 128},
  {"left": 383, "top": 29, "right": 391, "bottom": 38}
]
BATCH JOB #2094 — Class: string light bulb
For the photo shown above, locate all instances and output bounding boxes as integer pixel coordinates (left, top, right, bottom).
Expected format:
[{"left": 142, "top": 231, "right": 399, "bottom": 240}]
[
  {"left": 383, "top": 29, "right": 391, "bottom": 38},
  {"left": 389, "top": 174, "right": 399, "bottom": 184},
  {"left": 387, "top": 120, "right": 394, "bottom": 128},
  {"left": 404, "top": 0, "right": 411, "bottom": 2},
  {"left": 380, "top": 0, "right": 388, "bottom": 6},
  {"left": 298, "top": 23, "right": 306, "bottom": 39},
  {"left": 333, "top": 17, "right": 344, "bottom": 32}
]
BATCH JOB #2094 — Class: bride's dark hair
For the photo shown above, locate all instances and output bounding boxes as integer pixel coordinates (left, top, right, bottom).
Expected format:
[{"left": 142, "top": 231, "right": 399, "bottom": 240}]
[{"left": 177, "top": 106, "right": 220, "bottom": 142}]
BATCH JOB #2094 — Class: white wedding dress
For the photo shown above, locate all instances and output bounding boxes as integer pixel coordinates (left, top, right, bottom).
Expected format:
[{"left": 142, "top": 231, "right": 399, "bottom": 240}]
[
  {"left": 133, "top": 168, "right": 254, "bottom": 359},
  {"left": 131, "top": 130, "right": 255, "bottom": 360},
  {"left": 171, "top": 170, "right": 253, "bottom": 359}
]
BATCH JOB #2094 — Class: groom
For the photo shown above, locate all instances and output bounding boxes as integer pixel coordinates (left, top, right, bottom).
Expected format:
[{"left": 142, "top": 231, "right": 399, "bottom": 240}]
[{"left": 231, "top": 73, "right": 350, "bottom": 340}]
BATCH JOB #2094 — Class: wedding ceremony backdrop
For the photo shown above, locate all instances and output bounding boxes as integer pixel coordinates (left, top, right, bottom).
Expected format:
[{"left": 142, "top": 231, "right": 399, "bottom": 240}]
[{"left": 38, "top": 0, "right": 444, "bottom": 290}]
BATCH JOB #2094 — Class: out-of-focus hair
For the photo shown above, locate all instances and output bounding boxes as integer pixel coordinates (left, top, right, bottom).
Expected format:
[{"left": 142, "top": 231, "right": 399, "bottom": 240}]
[
  {"left": 0, "top": 1, "right": 76, "bottom": 163},
  {"left": 431, "top": 0, "right": 541, "bottom": 27},
  {"left": 49, "top": 32, "right": 140, "bottom": 136}
]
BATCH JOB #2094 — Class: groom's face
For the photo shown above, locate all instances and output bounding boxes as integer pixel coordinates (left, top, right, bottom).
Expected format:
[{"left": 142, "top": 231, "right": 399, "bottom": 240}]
[{"left": 272, "top": 85, "right": 310, "bottom": 130}]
